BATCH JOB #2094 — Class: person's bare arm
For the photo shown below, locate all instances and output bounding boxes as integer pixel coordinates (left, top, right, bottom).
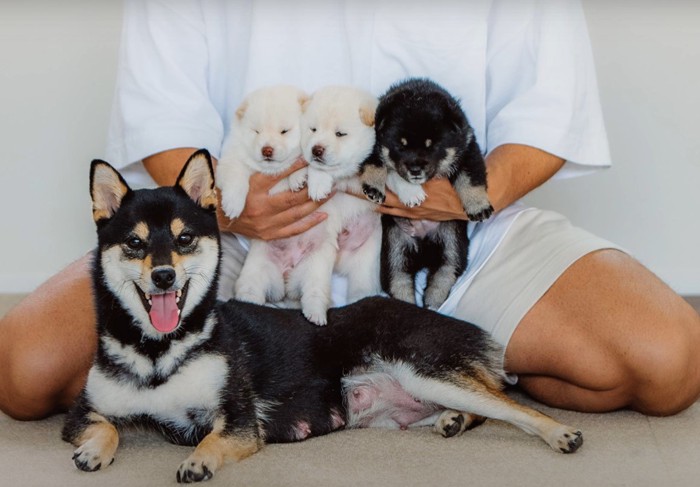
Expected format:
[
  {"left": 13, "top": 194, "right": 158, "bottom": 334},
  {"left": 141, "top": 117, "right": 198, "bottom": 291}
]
[
  {"left": 142, "top": 148, "right": 329, "bottom": 240},
  {"left": 377, "top": 143, "right": 565, "bottom": 220}
]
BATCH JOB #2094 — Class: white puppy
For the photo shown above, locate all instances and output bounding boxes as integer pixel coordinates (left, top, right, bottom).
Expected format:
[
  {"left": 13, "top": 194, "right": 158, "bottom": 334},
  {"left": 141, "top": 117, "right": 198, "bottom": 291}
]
[
  {"left": 216, "top": 84, "right": 309, "bottom": 219},
  {"left": 234, "top": 85, "right": 382, "bottom": 325}
]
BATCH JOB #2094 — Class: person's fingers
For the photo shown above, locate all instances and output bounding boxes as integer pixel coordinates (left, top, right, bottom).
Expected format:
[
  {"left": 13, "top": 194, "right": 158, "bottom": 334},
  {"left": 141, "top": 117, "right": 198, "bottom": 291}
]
[{"left": 268, "top": 211, "right": 328, "bottom": 240}]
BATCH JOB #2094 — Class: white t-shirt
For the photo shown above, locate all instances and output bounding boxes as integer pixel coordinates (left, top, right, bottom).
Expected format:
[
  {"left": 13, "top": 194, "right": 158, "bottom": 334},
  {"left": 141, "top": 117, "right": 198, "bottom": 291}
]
[{"left": 105, "top": 0, "right": 611, "bottom": 309}]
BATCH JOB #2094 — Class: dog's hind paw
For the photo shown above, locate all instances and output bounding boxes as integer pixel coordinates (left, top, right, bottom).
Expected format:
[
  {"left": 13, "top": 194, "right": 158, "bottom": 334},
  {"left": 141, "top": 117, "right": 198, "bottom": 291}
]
[
  {"left": 177, "top": 460, "right": 214, "bottom": 484},
  {"left": 547, "top": 426, "right": 583, "bottom": 454}
]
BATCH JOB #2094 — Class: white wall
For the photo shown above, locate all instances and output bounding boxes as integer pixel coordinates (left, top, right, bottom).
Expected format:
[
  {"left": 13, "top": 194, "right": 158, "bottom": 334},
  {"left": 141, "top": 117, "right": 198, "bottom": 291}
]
[{"left": 0, "top": 1, "right": 698, "bottom": 295}]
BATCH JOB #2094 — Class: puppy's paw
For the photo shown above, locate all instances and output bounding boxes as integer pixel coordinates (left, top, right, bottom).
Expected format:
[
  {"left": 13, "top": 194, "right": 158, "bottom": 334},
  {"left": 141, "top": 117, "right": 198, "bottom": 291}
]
[
  {"left": 547, "top": 426, "right": 584, "bottom": 454},
  {"left": 466, "top": 203, "right": 494, "bottom": 222},
  {"left": 177, "top": 459, "right": 214, "bottom": 484},
  {"left": 220, "top": 190, "right": 247, "bottom": 219},
  {"left": 307, "top": 170, "right": 334, "bottom": 202},
  {"left": 434, "top": 410, "right": 486, "bottom": 438},
  {"left": 72, "top": 444, "right": 115, "bottom": 473},
  {"left": 457, "top": 183, "right": 493, "bottom": 222},
  {"left": 287, "top": 167, "right": 308, "bottom": 192},
  {"left": 387, "top": 172, "right": 426, "bottom": 207},
  {"left": 303, "top": 308, "right": 328, "bottom": 327},
  {"left": 362, "top": 183, "right": 386, "bottom": 204}
]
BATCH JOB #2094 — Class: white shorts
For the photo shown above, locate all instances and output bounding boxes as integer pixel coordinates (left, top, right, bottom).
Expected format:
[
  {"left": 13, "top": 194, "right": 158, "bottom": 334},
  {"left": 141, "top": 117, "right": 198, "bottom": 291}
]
[{"left": 217, "top": 204, "right": 625, "bottom": 354}]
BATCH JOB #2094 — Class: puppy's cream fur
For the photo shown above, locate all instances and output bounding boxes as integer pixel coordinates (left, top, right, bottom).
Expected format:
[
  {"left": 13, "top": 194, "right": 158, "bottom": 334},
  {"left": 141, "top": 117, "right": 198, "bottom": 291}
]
[
  {"left": 216, "top": 85, "right": 309, "bottom": 219},
  {"left": 235, "top": 86, "right": 382, "bottom": 325}
]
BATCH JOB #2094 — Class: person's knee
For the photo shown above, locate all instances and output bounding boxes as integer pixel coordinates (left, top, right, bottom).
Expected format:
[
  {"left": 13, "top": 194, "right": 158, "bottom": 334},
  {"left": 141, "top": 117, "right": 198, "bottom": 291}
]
[
  {"left": 629, "top": 316, "right": 700, "bottom": 416},
  {"left": 0, "top": 339, "right": 64, "bottom": 420}
]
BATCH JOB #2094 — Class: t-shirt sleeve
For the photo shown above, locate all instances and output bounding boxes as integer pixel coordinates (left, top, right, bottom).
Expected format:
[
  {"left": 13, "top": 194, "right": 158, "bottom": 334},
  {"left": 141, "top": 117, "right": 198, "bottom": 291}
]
[
  {"left": 485, "top": 0, "right": 611, "bottom": 179},
  {"left": 105, "top": 0, "right": 224, "bottom": 170}
]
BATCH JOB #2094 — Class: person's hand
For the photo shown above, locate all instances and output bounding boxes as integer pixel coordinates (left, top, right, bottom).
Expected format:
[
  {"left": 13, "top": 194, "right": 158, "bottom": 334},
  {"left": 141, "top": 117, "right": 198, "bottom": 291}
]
[
  {"left": 217, "top": 160, "right": 333, "bottom": 240},
  {"left": 375, "top": 178, "right": 468, "bottom": 221}
]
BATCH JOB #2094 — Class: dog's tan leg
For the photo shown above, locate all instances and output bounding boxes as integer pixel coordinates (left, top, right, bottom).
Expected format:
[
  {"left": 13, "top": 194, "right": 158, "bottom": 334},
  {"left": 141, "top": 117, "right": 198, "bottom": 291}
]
[
  {"left": 70, "top": 412, "right": 120, "bottom": 472},
  {"left": 387, "top": 363, "right": 583, "bottom": 453},
  {"left": 176, "top": 418, "right": 262, "bottom": 483}
]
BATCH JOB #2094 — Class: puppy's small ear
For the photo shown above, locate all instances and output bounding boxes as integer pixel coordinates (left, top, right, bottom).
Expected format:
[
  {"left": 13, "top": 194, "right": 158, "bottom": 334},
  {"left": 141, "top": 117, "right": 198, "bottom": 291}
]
[
  {"left": 90, "top": 160, "right": 131, "bottom": 223},
  {"left": 300, "top": 94, "right": 312, "bottom": 112},
  {"left": 176, "top": 149, "right": 218, "bottom": 211},
  {"left": 235, "top": 99, "right": 248, "bottom": 120},
  {"left": 359, "top": 97, "right": 378, "bottom": 127}
]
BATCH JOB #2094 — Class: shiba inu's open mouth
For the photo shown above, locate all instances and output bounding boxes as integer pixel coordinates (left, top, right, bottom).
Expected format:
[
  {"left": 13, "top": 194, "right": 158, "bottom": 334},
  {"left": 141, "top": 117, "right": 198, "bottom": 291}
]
[{"left": 136, "top": 281, "right": 190, "bottom": 333}]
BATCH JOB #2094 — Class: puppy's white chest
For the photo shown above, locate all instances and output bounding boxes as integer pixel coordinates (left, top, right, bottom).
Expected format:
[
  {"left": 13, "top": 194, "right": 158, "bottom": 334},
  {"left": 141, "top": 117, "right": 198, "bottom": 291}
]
[{"left": 86, "top": 354, "right": 228, "bottom": 425}]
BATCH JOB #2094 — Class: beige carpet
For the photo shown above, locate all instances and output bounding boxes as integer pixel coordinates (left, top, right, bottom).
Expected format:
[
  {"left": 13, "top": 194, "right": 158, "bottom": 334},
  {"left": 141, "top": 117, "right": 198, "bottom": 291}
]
[{"left": 2, "top": 294, "right": 699, "bottom": 487}]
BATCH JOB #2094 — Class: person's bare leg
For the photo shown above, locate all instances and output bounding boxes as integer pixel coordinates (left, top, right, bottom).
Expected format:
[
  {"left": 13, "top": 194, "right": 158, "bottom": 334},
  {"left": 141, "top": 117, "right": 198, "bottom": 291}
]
[
  {"left": 506, "top": 249, "right": 700, "bottom": 415},
  {"left": 0, "top": 254, "right": 96, "bottom": 420}
]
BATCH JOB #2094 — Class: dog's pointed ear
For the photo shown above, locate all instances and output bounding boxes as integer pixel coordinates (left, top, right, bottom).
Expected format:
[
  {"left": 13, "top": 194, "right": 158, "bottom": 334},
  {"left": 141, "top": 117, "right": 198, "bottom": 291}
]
[
  {"left": 235, "top": 99, "right": 248, "bottom": 120},
  {"left": 359, "top": 96, "right": 378, "bottom": 127},
  {"left": 175, "top": 149, "right": 218, "bottom": 211},
  {"left": 301, "top": 94, "right": 312, "bottom": 112},
  {"left": 90, "top": 160, "right": 131, "bottom": 223}
]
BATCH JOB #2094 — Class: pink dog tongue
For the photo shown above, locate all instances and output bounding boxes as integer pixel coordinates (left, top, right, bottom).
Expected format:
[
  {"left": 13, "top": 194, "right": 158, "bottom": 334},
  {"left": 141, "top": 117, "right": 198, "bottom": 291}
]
[{"left": 149, "top": 292, "right": 180, "bottom": 333}]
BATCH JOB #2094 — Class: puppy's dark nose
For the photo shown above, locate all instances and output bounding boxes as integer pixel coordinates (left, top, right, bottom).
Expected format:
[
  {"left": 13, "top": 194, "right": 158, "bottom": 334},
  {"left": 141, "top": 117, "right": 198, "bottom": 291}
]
[
  {"left": 408, "top": 167, "right": 423, "bottom": 177},
  {"left": 152, "top": 268, "right": 176, "bottom": 290},
  {"left": 261, "top": 146, "right": 274, "bottom": 159},
  {"left": 312, "top": 145, "right": 325, "bottom": 161}
]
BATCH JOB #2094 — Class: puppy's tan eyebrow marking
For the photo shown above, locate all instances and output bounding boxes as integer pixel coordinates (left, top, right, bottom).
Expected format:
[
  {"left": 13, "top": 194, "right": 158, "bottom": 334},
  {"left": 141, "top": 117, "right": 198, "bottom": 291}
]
[
  {"left": 133, "top": 222, "right": 149, "bottom": 240},
  {"left": 401, "top": 138, "right": 408, "bottom": 146},
  {"left": 425, "top": 139, "right": 432, "bottom": 148},
  {"left": 171, "top": 218, "right": 186, "bottom": 237}
]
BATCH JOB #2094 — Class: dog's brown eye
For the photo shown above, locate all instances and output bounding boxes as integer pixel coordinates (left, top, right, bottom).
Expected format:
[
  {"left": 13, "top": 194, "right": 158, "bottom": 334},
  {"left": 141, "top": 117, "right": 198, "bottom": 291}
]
[
  {"left": 310, "top": 127, "right": 317, "bottom": 133},
  {"left": 335, "top": 131, "right": 347, "bottom": 137},
  {"left": 177, "top": 233, "right": 194, "bottom": 246},
  {"left": 281, "top": 129, "right": 289, "bottom": 135},
  {"left": 125, "top": 237, "right": 144, "bottom": 250}
]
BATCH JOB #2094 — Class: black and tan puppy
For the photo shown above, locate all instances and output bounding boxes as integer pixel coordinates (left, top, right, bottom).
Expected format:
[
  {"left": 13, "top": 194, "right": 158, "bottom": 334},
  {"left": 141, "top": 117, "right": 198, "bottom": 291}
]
[
  {"left": 361, "top": 78, "right": 494, "bottom": 309},
  {"left": 63, "top": 150, "right": 581, "bottom": 483}
]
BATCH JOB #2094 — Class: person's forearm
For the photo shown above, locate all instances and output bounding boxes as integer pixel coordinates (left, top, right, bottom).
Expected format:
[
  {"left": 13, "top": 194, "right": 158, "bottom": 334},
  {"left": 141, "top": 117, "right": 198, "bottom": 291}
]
[
  {"left": 485, "top": 144, "right": 564, "bottom": 212},
  {"left": 142, "top": 148, "right": 204, "bottom": 186}
]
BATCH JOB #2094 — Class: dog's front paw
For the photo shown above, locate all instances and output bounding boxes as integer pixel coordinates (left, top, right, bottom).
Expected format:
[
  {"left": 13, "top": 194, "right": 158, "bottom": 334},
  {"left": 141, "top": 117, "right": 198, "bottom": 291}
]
[
  {"left": 306, "top": 169, "right": 334, "bottom": 201},
  {"left": 465, "top": 201, "right": 494, "bottom": 222},
  {"left": 362, "top": 183, "right": 386, "bottom": 204},
  {"left": 220, "top": 189, "right": 247, "bottom": 219},
  {"left": 288, "top": 167, "right": 308, "bottom": 192},
  {"left": 434, "top": 410, "right": 486, "bottom": 438},
  {"left": 177, "top": 459, "right": 214, "bottom": 484},
  {"left": 547, "top": 426, "right": 584, "bottom": 454},
  {"left": 72, "top": 444, "right": 115, "bottom": 472}
]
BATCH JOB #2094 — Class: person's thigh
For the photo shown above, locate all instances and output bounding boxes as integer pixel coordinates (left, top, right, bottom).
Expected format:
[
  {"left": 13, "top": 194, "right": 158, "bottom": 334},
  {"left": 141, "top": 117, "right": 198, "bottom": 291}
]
[
  {"left": 506, "top": 249, "right": 700, "bottom": 415},
  {"left": 0, "top": 254, "right": 96, "bottom": 419}
]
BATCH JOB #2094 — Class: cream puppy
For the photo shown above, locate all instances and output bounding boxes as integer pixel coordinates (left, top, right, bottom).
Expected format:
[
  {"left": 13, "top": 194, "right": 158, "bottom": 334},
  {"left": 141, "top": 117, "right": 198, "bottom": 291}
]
[
  {"left": 216, "top": 84, "right": 309, "bottom": 219},
  {"left": 235, "top": 86, "right": 382, "bottom": 325}
]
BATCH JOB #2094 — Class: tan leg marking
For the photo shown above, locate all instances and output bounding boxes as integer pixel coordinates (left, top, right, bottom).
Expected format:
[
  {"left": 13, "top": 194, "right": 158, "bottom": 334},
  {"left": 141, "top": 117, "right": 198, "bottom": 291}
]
[
  {"left": 72, "top": 412, "right": 120, "bottom": 472},
  {"left": 177, "top": 418, "right": 262, "bottom": 483}
]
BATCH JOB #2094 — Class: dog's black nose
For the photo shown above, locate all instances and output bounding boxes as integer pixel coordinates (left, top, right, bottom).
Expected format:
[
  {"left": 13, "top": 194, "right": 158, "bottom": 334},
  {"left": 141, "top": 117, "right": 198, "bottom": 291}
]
[
  {"left": 312, "top": 145, "right": 325, "bottom": 160},
  {"left": 408, "top": 167, "right": 423, "bottom": 176},
  {"left": 261, "top": 146, "right": 274, "bottom": 159},
  {"left": 152, "top": 268, "right": 176, "bottom": 290}
]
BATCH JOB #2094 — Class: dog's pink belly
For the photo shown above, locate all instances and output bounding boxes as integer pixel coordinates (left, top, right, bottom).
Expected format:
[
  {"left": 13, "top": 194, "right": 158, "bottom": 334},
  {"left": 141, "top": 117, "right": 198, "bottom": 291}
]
[
  {"left": 395, "top": 218, "right": 440, "bottom": 239},
  {"left": 346, "top": 376, "right": 440, "bottom": 429},
  {"left": 338, "top": 214, "right": 379, "bottom": 253},
  {"left": 266, "top": 223, "right": 324, "bottom": 274}
]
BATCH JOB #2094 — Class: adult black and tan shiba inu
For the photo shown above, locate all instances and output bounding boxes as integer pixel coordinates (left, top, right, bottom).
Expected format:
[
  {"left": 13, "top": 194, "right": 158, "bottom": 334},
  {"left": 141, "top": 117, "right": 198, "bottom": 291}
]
[{"left": 63, "top": 149, "right": 582, "bottom": 483}]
